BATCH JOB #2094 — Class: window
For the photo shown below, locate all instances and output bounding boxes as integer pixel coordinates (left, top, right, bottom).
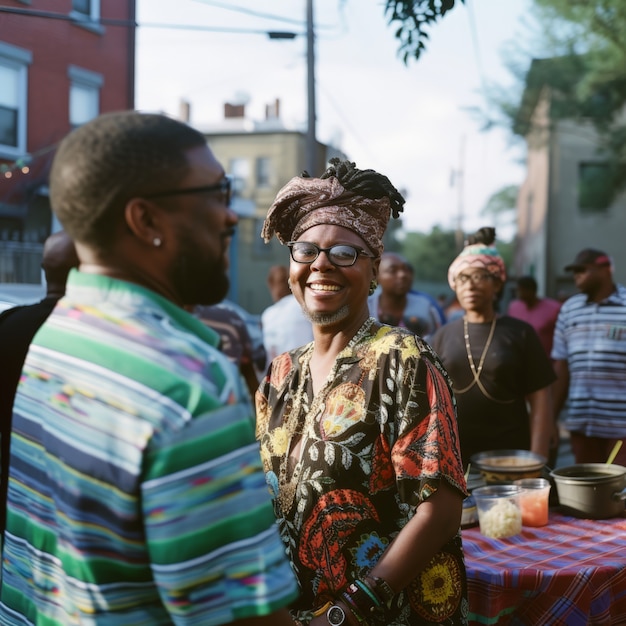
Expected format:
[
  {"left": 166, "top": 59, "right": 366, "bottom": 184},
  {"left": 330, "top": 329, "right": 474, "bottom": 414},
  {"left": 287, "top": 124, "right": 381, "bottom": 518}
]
[
  {"left": 72, "top": 0, "right": 99, "bottom": 20},
  {"left": 256, "top": 156, "right": 271, "bottom": 187},
  {"left": 71, "top": 0, "right": 103, "bottom": 34},
  {"left": 0, "top": 42, "right": 31, "bottom": 156},
  {"left": 578, "top": 162, "right": 613, "bottom": 213},
  {"left": 229, "top": 157, "right": 250, "bottom": 196},
  {"left": 68, "top": 66, "right": 102, "bottom": 128}
]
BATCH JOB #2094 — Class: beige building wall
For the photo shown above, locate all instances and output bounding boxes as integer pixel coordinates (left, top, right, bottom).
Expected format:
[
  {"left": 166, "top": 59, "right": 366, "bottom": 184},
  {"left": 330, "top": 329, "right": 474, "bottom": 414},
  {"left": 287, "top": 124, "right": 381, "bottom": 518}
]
[{"left": 515, "top": 90, "right": 626, "bottom": 299}]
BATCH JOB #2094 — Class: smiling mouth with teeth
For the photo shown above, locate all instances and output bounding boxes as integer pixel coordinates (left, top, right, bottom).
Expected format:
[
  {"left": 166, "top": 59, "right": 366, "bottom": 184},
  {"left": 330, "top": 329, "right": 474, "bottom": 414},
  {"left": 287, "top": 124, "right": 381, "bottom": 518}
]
[{"left": 310, "top": 284, "right": 341, "bottom": 292}]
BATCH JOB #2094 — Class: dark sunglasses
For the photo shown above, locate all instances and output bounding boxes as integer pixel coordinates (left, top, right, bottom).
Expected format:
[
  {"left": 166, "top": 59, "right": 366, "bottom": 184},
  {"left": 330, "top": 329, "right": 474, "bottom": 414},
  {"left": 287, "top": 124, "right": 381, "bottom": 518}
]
[
  {"left": 287, "top": 241, "right": 374, "bottom": 267},
  {"left": 144, "top": 176, "right": 232, "bottom": 206}
]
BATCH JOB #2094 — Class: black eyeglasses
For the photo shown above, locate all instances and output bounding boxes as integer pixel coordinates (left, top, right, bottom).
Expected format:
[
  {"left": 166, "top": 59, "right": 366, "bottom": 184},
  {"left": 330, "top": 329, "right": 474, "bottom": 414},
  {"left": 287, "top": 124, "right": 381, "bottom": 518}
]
[
  {"left": 455, "top": 272, "right": 495, "bottom": 286},
  {"left": 287, "top": 241, "right": 374, "bottom": 267},
  {"left": 144, "top": 176, "right": 232, "bottom": 206}
]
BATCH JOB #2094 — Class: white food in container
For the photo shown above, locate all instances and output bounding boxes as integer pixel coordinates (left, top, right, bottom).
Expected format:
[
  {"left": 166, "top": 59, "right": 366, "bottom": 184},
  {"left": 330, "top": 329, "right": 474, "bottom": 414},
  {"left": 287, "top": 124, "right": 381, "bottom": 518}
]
[{"left": 478, "top": 499, "right": 522, "bottom": 538}]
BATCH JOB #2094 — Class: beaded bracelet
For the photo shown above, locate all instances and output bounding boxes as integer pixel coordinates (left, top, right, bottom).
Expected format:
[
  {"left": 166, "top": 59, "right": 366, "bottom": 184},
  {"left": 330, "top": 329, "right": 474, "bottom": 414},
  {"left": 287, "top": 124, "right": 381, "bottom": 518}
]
[
  {"left": 341, "top": 580, "right": 383, "bottom": 622},
  {"left": 339, "top": 592, "right": 370, "bottom": 624},
  {"left": 365, "top": 575, "right": 396, "bottom": 606}
]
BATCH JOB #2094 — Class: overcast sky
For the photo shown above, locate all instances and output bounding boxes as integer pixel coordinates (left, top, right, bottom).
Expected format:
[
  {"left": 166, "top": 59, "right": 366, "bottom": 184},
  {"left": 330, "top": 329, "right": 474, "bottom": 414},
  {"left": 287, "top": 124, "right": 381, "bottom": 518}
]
[{"left": 135, "top": 0, "right": 537, "bottom": 239}]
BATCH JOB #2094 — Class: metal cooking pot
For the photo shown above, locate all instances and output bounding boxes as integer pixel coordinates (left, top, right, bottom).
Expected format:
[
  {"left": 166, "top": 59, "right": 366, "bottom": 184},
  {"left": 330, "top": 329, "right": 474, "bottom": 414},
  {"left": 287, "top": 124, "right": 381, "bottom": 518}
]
[
  {"left": 470, "top": 449, "right": 547, "bottom": 484},
  {"left": 550, "top": 463, "right": 626, "bottom": 519}
]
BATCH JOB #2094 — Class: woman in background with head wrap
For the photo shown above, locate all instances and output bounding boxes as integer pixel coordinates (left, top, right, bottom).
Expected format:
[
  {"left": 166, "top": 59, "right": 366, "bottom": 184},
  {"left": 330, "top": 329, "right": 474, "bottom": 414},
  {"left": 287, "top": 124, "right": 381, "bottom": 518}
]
[
  {"left": 256, "top": 158, "right": 468, "bottom": 626},
  {"left": 430, "top": 227, "right": 556, "bottom": 469}
]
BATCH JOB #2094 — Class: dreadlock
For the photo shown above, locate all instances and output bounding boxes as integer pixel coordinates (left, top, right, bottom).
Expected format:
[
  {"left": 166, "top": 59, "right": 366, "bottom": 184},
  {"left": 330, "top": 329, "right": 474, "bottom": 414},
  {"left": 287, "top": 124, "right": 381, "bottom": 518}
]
[
  {"left": 303, "top": 158, "right": 405, "bottom": 219},
  {"left": 466, "top": 226, "right": 497, "bottom": 247}
]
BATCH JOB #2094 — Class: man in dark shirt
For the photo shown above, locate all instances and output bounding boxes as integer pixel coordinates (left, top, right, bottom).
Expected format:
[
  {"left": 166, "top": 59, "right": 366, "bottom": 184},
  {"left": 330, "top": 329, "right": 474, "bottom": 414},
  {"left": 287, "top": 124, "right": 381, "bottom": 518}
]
[{"left": 0, "top": 230, "right": 78, "bottom": 533}]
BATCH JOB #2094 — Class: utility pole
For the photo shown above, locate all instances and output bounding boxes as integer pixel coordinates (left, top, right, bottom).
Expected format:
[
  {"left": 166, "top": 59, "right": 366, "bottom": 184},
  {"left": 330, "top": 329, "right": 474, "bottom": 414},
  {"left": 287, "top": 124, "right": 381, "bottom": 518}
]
[
  {"left": 305, "top": 0, "right": 317, "bottom": 176},
  {"left": 454, "top": 135, "right": 466, "bottom": 252}
]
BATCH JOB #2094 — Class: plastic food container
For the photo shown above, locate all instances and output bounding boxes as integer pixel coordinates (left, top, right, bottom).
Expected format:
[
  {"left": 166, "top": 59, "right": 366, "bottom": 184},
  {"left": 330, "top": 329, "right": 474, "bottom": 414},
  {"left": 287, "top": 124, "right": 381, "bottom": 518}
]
[
  {"left": 461, "top": 494, "right": 479, "bottom": 528},
  {"left": 472, "top": 485, "right": 523, "bottom": 538},
  {"left": 514, "top": 478, "right": 551, "bottom": 527}
]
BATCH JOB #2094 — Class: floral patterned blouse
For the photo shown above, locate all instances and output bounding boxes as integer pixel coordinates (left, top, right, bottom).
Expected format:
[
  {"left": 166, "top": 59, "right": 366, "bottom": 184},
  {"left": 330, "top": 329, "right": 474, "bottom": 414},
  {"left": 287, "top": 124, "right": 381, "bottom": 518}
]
[{"left": 256, "top": 318, "right": 469, "bottom": 625}]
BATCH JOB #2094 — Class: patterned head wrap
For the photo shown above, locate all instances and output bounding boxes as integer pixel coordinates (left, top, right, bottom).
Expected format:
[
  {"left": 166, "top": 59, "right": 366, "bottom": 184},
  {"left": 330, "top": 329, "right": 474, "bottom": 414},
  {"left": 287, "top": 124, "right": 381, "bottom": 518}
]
[
  {"left": 261, "top": 159, "right": 404, "bottom": 256},
  {"left": 447, "top": 228, "right": 506, "bottom": 290}
]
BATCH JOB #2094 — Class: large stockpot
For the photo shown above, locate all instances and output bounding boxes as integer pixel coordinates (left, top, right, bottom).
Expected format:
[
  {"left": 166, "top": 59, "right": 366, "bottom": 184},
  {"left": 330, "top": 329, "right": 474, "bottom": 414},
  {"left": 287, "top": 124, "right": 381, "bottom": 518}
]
[{"left": 550, "top": 463, "right": 626, "bottom": 519}]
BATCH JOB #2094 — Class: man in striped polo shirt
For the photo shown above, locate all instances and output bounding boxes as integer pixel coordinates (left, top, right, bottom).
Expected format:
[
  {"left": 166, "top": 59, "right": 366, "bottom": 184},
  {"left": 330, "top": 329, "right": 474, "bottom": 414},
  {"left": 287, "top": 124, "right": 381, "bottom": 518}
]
[
  {"left": 552, "top": 248, "right": 626, "bottom": 466},
  {"left": 0, "top": 112, "right": 298, "bottom": 625}
]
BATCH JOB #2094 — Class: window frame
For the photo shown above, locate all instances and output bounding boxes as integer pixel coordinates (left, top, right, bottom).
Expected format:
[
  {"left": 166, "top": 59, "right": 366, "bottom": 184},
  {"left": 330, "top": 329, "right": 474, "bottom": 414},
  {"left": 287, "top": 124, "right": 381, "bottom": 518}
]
[
  {"left": 68, "top": 65, "right": 103, "bottom": 129},
  {"left": 70, "top": 0, "right": 104, "bottom": 34},
  {"left": 0, "top": 42, "right": 32, "bottom": 158},
  {"left": 255, "top": 156, "right": 271, "bottom": 188},
  {"left": 71, "top": 0, "right": 100, "bottom": 20},
  {"left": 578, "top": 161, "right": 613, "bottom": 213}
]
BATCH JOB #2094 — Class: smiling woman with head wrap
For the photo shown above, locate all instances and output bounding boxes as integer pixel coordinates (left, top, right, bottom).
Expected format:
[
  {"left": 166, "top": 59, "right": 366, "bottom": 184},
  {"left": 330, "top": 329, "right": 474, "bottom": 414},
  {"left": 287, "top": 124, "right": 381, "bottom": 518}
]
[
  {"left": 255, "top": 158, "right": 469, "bottom": 626},
  {"left": 262, "top": 158, "right": 404, "bottom": 257},
  {"left": 430, "top": 227, "right": 557, "bottom": 470}
]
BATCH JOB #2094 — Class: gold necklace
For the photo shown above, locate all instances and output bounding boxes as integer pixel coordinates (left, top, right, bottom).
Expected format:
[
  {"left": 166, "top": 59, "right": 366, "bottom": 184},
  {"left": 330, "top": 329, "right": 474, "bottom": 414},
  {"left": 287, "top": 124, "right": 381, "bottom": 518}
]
[
  {"left": 453, "top": 316, "right": 514, "bottom": 403},
  {"left": 452, "top": 317, "right": 496, "bottom": 395}
]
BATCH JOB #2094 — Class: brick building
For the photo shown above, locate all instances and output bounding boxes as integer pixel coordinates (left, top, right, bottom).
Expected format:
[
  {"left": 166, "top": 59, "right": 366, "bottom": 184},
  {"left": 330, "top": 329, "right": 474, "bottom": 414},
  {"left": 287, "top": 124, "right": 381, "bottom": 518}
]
[{"left": 0, "top": 0, "right": 136, "bottom": 284}]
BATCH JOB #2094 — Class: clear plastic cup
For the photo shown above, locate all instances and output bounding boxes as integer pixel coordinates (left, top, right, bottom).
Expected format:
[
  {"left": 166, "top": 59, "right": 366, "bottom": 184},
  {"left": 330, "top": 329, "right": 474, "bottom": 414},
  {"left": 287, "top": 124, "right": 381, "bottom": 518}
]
[
  {"left": 514, "top": 478, "right": 551, "bottom": 527},
  {"left": 472, "top": 485, "right": 523, "bottom": 538}
]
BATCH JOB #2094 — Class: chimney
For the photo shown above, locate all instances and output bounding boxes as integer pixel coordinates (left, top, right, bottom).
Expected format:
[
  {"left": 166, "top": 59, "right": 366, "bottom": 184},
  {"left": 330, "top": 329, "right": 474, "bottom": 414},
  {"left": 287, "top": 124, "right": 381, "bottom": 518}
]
[
  {"left": 224, "top": 102, "right": 245, "bottom": 118},
  {"left": 265, "top": 98, "right": 280, "bottom": 120},
  {"left": 179, "top": 99, "right": 191, "bottom": 123}
]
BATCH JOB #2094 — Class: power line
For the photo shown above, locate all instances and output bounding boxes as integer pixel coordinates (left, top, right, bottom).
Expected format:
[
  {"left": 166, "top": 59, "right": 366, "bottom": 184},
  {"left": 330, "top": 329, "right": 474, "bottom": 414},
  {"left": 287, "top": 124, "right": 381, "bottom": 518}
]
[
  {"left": 465, "top": 0, "right": 489, "bottom": 105},
  {"left": 190, "top": 0, "right": 307, "bottom": 27},
  {"left": 0, "top": 6, "right": 304, "bottom": 35}
]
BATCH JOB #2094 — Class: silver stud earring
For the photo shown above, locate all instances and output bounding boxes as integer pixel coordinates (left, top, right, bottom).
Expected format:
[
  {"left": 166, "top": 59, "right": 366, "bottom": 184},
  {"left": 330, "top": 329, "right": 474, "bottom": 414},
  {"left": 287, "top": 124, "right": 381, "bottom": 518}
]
[{"left": 153, "top": 237, "right": 162, "bottom": 247}]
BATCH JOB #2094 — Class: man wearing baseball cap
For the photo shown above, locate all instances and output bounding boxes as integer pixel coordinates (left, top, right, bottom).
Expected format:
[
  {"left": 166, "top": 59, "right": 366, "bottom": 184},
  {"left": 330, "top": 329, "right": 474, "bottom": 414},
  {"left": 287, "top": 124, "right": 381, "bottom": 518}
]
[{"left": 552, "top": 247, "right": 626, "bottom": 466}]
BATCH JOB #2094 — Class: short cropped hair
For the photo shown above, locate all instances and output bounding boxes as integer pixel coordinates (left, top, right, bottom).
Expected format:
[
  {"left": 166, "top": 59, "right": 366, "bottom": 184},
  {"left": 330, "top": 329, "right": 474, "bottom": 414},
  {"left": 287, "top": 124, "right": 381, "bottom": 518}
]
[
  {"left": 516, "top": 275, "right": 537, "bottom": 292},
  {"left": 50, "top": 111, "right": 208, "bottom": 250}
]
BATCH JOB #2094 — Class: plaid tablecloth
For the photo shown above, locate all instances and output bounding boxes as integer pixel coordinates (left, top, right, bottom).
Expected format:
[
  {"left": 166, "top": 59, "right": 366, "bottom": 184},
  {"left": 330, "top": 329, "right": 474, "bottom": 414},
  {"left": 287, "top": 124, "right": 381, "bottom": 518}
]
[{"left": 462, "top": 511, "right": 626, "bottom": 625}]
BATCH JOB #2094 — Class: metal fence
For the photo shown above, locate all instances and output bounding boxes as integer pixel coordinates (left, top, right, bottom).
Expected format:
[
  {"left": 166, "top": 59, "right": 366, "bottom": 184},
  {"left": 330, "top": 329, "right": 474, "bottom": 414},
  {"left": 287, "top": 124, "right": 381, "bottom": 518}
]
[{"left": 0, "top": 241, "right": 44, "bottom": 284}]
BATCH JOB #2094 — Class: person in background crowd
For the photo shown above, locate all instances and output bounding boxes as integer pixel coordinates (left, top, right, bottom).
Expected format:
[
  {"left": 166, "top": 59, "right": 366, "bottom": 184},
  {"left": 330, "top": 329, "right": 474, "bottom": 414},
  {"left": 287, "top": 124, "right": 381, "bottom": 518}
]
[
  {"left": 443, "top": 293, "right": 464, "bottom": 322},
  {"left": 266, "top": 264, "right": 291, "bottom": 303},
  {"left": 430, "top": 227, "right": 556, "bottom": 469},
  {"left": 507, "top": 275, "right": 563, "bottom": 466},
  {"left": 368, "top": 252, "right": 444, "bottom": 341},
  {"left": 507, "top": 275, "right": 561, "bottom": 358},
  {"left": 261, "top": 264, "right": 313, "bottom": 362},
  {"left": 0, "top": 230, "right": 79, "bottom": 536},
  {"left": 191, "top": 303, "right": 260, "bottom": 398},
  {"left": 257, "top": 158, "right": 468, "bottom": 625},
  {"left": 552, "top": 248, "right": 626, "bottom": 466},
  {"left": 0, "top": 111, "right": 298, "bottom": 625}
]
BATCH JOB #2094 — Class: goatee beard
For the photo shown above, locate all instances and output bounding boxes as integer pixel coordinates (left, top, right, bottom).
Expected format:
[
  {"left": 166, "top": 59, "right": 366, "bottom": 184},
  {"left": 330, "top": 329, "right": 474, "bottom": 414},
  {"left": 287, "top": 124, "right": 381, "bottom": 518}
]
[{"left": 304, "top": 305, "right": 349, "bottom": 327}]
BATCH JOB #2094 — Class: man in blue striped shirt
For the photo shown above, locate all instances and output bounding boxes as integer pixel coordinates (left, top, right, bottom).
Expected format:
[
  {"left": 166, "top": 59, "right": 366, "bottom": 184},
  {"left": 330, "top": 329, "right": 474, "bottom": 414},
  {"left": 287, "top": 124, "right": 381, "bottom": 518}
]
[{"left": 552, "top": 248, "right": 626, "bottom": 466}]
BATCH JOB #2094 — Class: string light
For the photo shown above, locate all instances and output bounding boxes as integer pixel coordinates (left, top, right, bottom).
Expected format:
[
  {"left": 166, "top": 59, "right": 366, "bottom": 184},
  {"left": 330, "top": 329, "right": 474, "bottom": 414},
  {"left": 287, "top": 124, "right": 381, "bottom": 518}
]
[{"left": 1, "top": 143, "right": 58, "bottom": 180}]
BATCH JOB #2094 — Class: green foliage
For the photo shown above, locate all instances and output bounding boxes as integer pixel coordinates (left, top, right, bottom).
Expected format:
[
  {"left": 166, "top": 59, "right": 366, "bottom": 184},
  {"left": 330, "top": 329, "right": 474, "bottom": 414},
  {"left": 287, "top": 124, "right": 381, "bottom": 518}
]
[
  {"left": 508, "top": 0, "right": 626, "bottom": 203},
  {"left": 399, "top": 225, "right": 514, "bottom": 284},
  {"left": 399, "top": 226, "right": 458, "bottom": 282},
  {"left": 481, "top": 185, "right": 519, "bottom": 217},
  {"left": 384, "top": 0, "right": 465, "bottom": 63}
]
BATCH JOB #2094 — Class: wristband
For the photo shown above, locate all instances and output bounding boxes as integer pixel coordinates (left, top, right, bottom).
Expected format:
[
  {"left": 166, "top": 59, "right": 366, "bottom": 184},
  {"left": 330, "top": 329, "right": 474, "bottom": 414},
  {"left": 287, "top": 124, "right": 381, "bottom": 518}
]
[
  {"left": 342, "top": 581, "right": 381, "bottom": 620},
  {"left": 365, "top": 575, "right": 396, "bottom": 605},
  {"left": 340, "top": 591, "right": 368, "bottom": 624},
  {"left": 313, "top": 601, "right": 333, "bottom": 617}
]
